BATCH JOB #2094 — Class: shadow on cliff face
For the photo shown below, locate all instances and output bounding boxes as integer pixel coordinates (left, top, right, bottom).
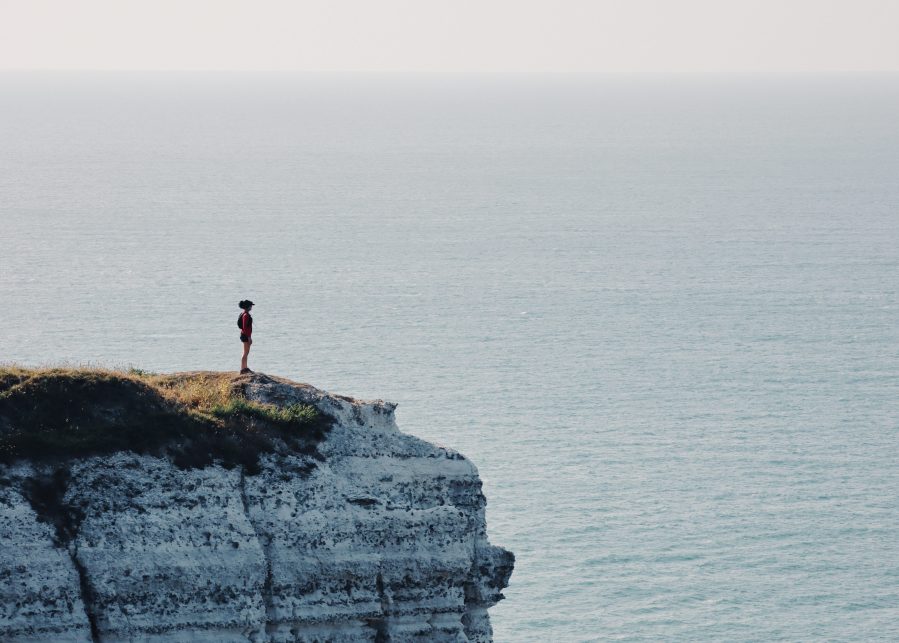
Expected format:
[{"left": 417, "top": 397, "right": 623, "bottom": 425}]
[
  {"left": 21, "top": 467, "right": 84, "bottom": 546},
  {"left": 21, "top": 466, "right": 104, "bottom": 642},
  {"left": 0, "top": 367, "right": 334, "bottom": 474}
]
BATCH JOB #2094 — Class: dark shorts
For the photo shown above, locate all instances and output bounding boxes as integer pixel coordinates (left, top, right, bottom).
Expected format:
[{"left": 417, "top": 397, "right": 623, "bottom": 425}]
[{"left": 240, "top": 334, "right": 250, "bottom": 343}]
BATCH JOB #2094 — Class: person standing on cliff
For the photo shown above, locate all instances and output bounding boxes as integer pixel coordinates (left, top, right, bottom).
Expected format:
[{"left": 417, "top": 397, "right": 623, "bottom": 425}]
[{"left": 238, "top": 300, "right": 254, "bottom": 374}]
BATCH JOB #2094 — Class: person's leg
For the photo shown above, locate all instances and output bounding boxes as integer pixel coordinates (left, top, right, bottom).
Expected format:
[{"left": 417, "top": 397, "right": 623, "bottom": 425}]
[{"left": 241, "top": 340, "right": 250, "bottom": 371}]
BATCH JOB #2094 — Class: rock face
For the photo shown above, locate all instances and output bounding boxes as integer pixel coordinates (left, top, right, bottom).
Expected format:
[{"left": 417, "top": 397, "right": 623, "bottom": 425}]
[{"left": 0, "top": 374, "right": 513, "bottom": 642}]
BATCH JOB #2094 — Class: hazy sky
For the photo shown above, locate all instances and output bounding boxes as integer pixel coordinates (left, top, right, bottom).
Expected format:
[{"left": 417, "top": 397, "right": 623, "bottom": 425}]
[{"left": 2, "top": 0, "right": 898, "bottom": 72}]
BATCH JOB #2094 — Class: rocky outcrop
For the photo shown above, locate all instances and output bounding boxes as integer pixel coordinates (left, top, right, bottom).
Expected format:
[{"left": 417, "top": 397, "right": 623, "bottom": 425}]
[{"left": 0, "top": 373, "right": 513, "bottom": 642}]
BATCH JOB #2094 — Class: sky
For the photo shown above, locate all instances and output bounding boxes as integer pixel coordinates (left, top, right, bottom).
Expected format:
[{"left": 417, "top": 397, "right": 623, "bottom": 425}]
[{"left": 1, "top": 0, "right": 898, "bottom": 73}]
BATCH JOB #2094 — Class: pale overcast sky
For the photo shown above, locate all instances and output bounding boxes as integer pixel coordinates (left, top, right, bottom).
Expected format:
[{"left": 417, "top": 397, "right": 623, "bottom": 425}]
[{"left": 1, "top": 0, "right": 898, "bottom": 72}]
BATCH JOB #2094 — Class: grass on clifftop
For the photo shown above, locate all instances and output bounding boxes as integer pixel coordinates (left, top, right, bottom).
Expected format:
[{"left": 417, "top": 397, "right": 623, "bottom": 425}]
[{"left": 0, "top": 367, "right": 332, "bottom": 473}]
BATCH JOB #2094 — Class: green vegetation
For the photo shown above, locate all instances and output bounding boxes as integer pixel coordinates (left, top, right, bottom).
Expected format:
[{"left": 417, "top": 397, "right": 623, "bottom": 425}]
[
  {"left": 0, "top": 366, "right": 332, "bottom": 474},
  {"left": 127, "top": 367, "right": 156, "bottom": 378},
  {"left": 211, "top": 397, "right": 320, "bottom": 424}
]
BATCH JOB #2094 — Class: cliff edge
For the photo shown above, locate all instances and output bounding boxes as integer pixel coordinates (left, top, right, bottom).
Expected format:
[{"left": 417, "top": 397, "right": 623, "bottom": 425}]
[{"left": 0, "top": 369, "right": 514, "bottom": 642}]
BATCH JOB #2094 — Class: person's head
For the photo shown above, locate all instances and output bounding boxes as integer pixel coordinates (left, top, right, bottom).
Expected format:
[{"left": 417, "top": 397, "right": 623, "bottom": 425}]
[{"left": 239, "top": 299, "right": 254, "bottom": 312}]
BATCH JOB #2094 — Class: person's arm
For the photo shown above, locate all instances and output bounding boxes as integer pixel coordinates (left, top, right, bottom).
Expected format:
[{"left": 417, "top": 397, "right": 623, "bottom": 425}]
[{"left": 245, "top": 314, "right": 252, "bottom": 338}]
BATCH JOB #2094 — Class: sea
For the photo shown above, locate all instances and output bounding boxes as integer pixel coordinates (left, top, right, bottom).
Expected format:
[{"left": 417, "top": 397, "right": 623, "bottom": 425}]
[{"left": 2, "top": 72, "right": 898, "bottom": 641}]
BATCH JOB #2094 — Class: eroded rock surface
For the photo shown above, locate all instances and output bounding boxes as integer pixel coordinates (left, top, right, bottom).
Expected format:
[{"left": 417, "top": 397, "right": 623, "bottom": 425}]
[{"left": 0, "top": 373, "right": 513, "bottom": 642}]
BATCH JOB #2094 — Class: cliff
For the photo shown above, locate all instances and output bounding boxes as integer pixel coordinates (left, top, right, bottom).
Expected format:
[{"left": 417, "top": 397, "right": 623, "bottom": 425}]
[{"left": 0, "top": 369, "right": 513, "bottom": 642}]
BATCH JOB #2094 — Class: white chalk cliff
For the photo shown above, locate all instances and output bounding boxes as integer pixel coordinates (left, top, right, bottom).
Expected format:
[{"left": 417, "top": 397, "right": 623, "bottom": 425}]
[{"left": 0, "top": 374, "right": 513, "bottom": 642}]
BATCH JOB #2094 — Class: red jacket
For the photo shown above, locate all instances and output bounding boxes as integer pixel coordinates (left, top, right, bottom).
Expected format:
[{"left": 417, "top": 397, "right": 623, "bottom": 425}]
[{"left": 240, "top": 312, "right": 253, "bottom": 338}]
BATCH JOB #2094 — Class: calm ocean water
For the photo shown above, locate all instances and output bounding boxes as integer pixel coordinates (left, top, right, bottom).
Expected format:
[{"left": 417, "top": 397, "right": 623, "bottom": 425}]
[{"left": 2, "top": 73, "right": 898, "bottom": 641}]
